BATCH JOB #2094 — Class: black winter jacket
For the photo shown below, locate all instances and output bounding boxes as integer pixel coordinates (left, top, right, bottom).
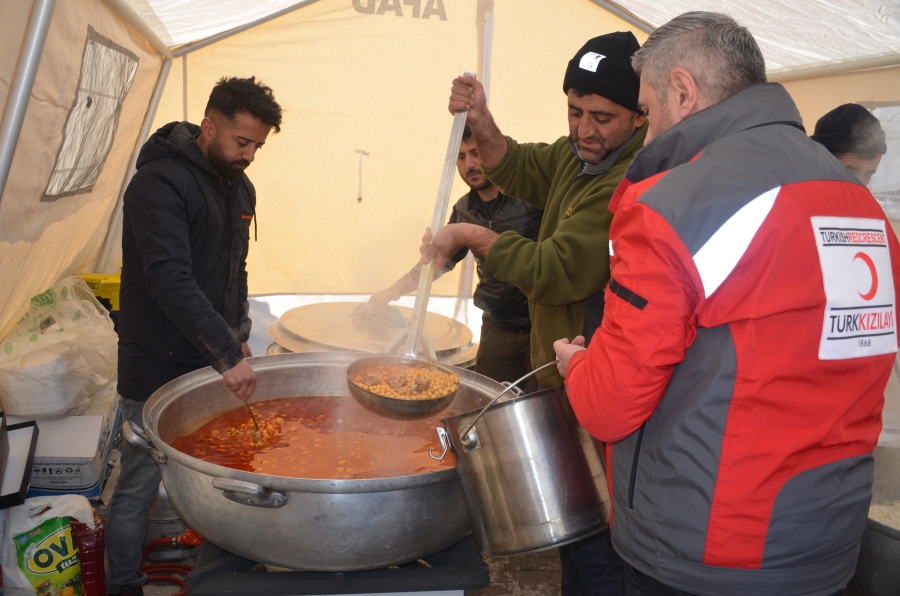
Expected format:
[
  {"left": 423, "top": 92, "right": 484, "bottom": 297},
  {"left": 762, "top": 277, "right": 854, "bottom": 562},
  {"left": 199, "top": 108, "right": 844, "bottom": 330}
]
[
  {"left": 117, "top": 121, "right": 255, "bottom": 401},
  {"left": 447, "top": 190, "right": 542, "bottom": 331}
]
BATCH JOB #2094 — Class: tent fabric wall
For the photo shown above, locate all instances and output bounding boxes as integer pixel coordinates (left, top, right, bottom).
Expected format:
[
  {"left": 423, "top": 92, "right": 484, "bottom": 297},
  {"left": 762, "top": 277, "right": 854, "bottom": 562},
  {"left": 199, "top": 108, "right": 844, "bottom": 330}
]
[
  {"left": 0, "top": 0, "right": 163, "bottom": 341},
  {"left": 150, "top": 0, "right": 480, "bottom": 297},
  {"left": 489, "top": 0, "right": 647, "bottom": 146},
  {"left": 1, "top": 0, "right": 896, "bottom": 333},
  {"left": 148, "top": 0, "right": 645, "bottom": 297}
]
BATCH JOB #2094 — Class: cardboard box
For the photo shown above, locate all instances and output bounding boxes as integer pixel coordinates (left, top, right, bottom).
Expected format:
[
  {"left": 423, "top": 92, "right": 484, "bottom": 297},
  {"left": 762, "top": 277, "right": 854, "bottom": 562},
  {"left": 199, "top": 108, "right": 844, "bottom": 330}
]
[
  {"left": 27, "top": 471, "right": 104, "bottom": 500},
  {"left": 9, "top": 383, "right": 121, "bottom": 490},
  {"left": 0, "top": 421, "right": 39, "bottom": 509}
]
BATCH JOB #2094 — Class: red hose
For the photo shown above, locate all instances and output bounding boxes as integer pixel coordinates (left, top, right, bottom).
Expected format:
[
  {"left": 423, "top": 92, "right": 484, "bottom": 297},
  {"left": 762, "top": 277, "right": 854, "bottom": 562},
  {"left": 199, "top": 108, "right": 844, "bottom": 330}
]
[
  {"left": 138, "top": 529, "right": 202, "bottom": 596},
  {"left": 141, "top": 537, "right": 175, "bottom": 562},
  {"left": 141, "top": 563, "right": 193, "bottom": 574}
]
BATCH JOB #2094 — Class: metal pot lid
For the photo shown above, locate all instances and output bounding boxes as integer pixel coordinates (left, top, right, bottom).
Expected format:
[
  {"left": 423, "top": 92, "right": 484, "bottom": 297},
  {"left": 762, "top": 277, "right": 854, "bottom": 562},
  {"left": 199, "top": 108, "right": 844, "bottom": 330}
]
[
  {"left": 277, "top": 302, "right": 473, "bottom": 354},
  {"left": 266, "top": 329, "right": 479, "bottom": 369}
]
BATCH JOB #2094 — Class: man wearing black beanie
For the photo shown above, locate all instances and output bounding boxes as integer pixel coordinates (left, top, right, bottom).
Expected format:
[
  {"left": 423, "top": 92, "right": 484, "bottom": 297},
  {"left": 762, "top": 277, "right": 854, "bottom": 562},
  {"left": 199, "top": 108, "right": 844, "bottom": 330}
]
[
  {"left": 811, "top": 103, "right": 887, "bottom": 186},
  {"left": 419, "top": 31, "right": 648, "bottom": 596}
]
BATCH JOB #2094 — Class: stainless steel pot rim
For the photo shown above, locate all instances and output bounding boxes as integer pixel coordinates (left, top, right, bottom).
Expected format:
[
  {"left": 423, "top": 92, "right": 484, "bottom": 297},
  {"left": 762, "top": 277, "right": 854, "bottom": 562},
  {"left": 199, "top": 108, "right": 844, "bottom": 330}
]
[
  {"left": 141, "top": 352, "right": 483, "bottom": 495},
  {"left": 480, "top": 524, "right": 607, "bottom": 558},
  {"left": 442, "top": 384, "right": 566, "bottom": 425}
]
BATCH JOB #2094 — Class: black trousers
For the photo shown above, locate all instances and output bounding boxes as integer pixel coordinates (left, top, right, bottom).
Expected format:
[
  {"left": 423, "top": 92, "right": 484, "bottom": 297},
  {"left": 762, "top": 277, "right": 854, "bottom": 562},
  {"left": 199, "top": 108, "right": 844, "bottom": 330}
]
[
  {"left": 560, "top": 529, "right": 626, "bottom": 596},
  {"left": 475, "top": 319, "right": 537, "bottom": 393}
]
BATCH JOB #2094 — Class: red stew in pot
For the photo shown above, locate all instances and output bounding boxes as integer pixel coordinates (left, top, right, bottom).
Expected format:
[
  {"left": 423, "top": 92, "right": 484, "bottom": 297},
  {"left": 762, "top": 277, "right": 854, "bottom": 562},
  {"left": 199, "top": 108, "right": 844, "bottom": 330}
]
[{"left": 170, "top": 397, "right": 453, "bottom": 479}]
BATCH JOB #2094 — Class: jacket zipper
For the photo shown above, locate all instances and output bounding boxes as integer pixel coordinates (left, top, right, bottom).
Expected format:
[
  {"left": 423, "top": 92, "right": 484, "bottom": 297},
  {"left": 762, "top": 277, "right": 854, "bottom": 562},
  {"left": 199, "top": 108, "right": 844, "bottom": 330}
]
[{"left": 628, "top": 423, "right": 646, "bottom": 511}]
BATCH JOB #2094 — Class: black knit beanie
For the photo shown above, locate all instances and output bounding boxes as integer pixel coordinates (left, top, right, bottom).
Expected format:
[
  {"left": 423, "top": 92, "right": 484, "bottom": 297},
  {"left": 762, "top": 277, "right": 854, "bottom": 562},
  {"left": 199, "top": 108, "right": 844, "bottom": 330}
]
[
  {"left": 563, "top": 32, "right": 641, "bottom": 112},
  {"left": 811, "top": 104, "right": 887, "bottom": 159}
]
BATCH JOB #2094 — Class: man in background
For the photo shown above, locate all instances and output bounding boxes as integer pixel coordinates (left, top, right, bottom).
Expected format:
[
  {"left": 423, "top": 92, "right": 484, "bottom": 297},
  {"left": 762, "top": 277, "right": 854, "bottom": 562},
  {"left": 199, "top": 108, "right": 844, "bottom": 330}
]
[
  {"left": 370, "top": 125, "right": 542, "bottom": 391},
  {"left": 108, "top": 77, "right": 283, "bottom": 596},
  {"left": 812, "top": 103, "right": 888, "bottom": 186}
]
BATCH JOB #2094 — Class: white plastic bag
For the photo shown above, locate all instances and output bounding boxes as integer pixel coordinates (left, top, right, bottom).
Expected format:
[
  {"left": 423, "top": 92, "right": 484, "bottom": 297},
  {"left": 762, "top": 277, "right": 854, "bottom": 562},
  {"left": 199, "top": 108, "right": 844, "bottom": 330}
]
[
  {"left": 2, "top": 495, "right": 94, "bottom": 596},
  {"left": 0, "top": 277, "right": 117, "bottom": 417}
]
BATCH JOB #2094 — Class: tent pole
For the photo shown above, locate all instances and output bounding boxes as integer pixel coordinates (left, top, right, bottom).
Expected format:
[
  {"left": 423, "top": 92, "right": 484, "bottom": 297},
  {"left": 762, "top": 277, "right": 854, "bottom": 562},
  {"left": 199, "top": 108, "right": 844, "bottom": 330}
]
[
  {"left": 768, "top": 51, "right": 900, "bottom": 82},
  {"left": 104, "top": 0, "right": 174, "bottom": 60},
  {"left": 0, "top": 0, "right": 56, "bottom": 206},
  {"left": 587, "top": 0, "right": 655, "bottom": 35},
  {"left": 98, "top": 59, "right": 172, "bottom": 272}
]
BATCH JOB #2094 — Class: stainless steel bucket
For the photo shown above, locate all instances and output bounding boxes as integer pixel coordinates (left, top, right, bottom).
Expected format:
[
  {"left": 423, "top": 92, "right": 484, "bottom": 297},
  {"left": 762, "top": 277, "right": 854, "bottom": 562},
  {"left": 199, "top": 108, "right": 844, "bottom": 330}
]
[{"left": 435, "top": 385, "right": 610, "bottom": 556}]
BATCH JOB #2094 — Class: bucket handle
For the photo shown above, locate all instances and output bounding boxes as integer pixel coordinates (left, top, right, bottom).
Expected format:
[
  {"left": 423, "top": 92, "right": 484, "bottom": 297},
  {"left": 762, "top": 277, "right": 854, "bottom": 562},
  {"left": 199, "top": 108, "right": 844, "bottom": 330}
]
[{"left": 457, "top": 360, "right": 559, "bottom": 449}]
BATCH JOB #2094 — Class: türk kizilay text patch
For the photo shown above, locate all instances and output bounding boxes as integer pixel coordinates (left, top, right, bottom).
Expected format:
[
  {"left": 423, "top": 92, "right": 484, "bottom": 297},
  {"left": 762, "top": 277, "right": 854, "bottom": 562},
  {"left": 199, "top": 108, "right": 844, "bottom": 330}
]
[{"left": 812, "top": 216, "right": 897, "bottom": 360}]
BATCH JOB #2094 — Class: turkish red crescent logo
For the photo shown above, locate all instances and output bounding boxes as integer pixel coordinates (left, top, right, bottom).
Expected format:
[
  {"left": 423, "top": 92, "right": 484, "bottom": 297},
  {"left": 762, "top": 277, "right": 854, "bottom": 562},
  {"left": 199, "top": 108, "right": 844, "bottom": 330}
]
[{"left": 854, "top": 252, "right": 878, "bottom": 300}]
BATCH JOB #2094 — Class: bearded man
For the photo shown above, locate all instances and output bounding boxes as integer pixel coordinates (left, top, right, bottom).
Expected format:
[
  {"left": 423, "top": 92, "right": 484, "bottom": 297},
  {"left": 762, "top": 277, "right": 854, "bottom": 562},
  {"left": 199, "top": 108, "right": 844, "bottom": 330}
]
[
  {"left": 421, "top": 32, "right": 647, "bottom": 596},
  {"left": 108, "top": 76, "right": 282, "bottom": 596}
]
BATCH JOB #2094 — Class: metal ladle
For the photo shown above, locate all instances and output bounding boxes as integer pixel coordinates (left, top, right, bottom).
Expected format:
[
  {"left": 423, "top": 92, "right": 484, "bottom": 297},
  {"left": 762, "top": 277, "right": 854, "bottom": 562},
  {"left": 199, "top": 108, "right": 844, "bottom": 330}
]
[
  {"left": 244, "top": 401, "right": 261, "bottom": 431},
  {"left": 348, "top": 71, "right": 476, "bottom": 420}
]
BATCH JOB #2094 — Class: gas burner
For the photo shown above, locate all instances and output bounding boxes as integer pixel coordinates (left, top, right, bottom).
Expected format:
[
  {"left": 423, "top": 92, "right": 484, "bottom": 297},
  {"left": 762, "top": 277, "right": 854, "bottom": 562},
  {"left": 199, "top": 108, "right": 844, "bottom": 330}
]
[{"left": 186, "top": 536, "right": 489, "bottom": 595}]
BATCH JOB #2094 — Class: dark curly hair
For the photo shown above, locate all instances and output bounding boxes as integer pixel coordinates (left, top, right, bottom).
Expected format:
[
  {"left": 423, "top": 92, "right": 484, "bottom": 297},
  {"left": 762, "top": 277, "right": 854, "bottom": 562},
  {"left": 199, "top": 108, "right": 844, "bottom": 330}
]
[{"left": 205, "top": 76, "right": 283, "bottom": 133}]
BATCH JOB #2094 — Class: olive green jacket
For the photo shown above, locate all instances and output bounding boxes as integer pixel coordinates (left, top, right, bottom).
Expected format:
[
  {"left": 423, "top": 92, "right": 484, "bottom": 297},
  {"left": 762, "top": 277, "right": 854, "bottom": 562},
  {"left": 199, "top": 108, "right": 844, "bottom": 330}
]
[{"left": 482, "top": 124, "right": 647, "bottom": 386}]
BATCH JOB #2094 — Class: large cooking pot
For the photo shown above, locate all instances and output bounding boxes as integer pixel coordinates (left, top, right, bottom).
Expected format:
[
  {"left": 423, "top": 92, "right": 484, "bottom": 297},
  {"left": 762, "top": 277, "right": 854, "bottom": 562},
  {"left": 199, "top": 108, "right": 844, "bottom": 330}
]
[
  {"left": 126, "top": 352, "right": 500, "bottom": 571},
  {"left": 434, "top": 385, "right": 610, "bottom": 556}
]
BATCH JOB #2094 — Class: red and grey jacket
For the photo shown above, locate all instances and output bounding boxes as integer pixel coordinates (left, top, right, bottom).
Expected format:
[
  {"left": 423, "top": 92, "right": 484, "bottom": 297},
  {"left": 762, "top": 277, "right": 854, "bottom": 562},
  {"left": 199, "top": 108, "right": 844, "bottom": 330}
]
[{"left": 566, "top": 83, "right": 899, "bottom": 596}]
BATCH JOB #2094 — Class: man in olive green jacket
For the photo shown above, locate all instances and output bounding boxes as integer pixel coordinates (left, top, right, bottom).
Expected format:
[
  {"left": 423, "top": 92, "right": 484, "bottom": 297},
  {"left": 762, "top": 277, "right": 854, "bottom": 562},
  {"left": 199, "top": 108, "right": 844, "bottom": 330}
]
[
  {"left": 423, "top": 33, "right": 646, "bottom": 388},
  {"left": 421, "top": 33, "right": 646, "bottom": 595}
]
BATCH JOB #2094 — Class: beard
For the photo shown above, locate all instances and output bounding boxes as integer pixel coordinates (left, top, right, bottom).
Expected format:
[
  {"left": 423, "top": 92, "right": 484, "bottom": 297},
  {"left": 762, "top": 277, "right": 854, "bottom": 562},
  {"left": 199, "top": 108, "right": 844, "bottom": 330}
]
[
  {"left": 572, "top": 123, "right": 637, "bottom": 164},
  {"left": 208, "top": 139, "right": 249, "bottom": 180},
  {"left": 645, "top": 91, "right": 675, "bottom": 144},
  {"left": 651, "top": 105, "right": 675, "bottom": 142},
  {"left": 466, "top": 169, "right": 493, "bottom": 191}
]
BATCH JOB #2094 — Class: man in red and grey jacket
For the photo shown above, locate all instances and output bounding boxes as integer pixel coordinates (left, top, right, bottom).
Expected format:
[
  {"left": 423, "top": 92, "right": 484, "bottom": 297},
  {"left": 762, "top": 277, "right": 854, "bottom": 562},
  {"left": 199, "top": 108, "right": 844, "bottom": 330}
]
[{"left": 555, "top": 12, "right": 900, "bottom": 596}]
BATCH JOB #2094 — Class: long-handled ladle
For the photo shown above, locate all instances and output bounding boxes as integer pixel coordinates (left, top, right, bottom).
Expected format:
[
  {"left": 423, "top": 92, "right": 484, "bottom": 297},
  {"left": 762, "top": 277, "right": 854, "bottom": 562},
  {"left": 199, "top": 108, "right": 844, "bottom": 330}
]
[{"left": 348, "top": 71, "right": 476, "bottom": 420}]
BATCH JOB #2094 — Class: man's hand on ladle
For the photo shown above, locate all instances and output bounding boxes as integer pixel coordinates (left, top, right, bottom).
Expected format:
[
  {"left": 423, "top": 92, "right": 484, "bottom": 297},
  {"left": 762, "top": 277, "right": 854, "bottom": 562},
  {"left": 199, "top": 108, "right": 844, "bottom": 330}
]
[
  {"left": 223, "top": 358, "right": 256, "bottom": 401},
  {"left": 420, "top": 224, "right": 500, "bottom": 271},
  {"left": 449, "top": 75, "right": 488, "bottom": 124}
]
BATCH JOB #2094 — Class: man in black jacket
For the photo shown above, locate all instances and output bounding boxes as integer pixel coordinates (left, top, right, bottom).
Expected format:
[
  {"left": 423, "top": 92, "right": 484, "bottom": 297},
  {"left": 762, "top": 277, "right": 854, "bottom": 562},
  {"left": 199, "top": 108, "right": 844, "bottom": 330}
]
[
  {"left": 369, "top": 125, "right": 542, "bottom": 390},
  {"left": 107, "top": 76, "right": 282, "bottom": 596}
]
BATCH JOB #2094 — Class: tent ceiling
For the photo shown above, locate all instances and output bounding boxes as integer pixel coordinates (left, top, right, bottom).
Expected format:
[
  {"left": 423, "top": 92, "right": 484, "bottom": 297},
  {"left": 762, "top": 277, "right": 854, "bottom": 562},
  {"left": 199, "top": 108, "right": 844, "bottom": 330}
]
[
  {"left": 613, "top": 0, "right": 900, "bottom": 73},
  {"left": 124, "top": 0, "right": 900, "bottom": 74},
  {"left": 124, "top": 0, "right": 311, "bottom": 47}
]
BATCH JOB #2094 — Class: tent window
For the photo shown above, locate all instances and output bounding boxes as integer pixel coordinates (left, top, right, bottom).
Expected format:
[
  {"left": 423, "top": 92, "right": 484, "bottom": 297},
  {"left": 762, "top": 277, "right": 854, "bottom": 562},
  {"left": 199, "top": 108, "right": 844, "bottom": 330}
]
[
  {"left": 42, "top": 26, "right": 139, "bottom": 201},
  {"left": 870, "top": 105, "right": 900, "bottom": 220}
]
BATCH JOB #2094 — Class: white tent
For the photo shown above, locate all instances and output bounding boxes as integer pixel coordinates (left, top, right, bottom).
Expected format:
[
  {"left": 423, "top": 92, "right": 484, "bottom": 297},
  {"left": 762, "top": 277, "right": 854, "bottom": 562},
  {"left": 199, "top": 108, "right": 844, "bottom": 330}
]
[{"left": 2, "top": 0, "right": 899, "bottom": 341}]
